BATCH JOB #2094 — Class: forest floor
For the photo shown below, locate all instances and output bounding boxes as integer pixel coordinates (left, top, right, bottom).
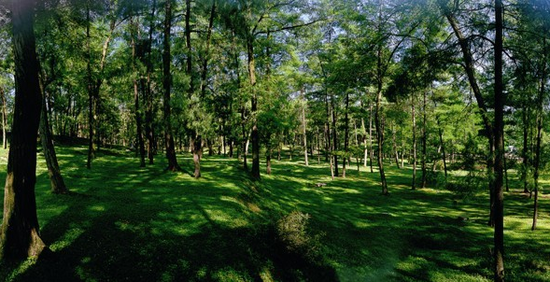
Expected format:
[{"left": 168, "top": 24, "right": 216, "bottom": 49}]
[{"left": 1, "top": 145, "right": 550, "bottom": 281}]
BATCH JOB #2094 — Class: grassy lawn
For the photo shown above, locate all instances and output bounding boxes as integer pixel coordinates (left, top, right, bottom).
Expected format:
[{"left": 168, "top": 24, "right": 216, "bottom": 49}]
[{"left": 1, "top": 145, "right": 549, "bottom": 281}]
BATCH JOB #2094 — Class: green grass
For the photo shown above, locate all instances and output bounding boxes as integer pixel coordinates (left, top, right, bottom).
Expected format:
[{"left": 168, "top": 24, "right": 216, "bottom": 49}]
[{"left": 0, "top": 146, "right": 549, "bottom": 281}]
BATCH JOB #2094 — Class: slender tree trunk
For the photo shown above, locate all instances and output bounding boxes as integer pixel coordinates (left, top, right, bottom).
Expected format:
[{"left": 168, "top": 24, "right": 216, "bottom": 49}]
[
  {"left": 131, "top": 18, "right": 146, "bottom": 167},
  {"left": 362, "top": 118, "right": 368, "bottom": 167},
  {"left": 162, "top": 0, "right": 180, "bottom": 171},
  {"left": 247, "top": 37, "right": 260, "bottom": 180},
  {"left": 85, "top": 5, "right": 94, "bottom": 169},
  {"left": 145, "top": 0, "right": 156, "bottom": 165},
  {"left": 39, "top": 82, "right": 68, "bottom": 194},
  {"left": 0, "top": 87, "right": 6, "bottom": 149},
  {"left": 332, "top": 95, "right": 339, "bottom": 177},
  {"left": 412, "top": 96, "right": 417, "bottom": 189},
  {"left": 369, "top": 101, "right": 374, "bottom": 173},
  {"left": 392, "top": 123, "right": 400, "bottom": 169},
  {"left": 522, "top": 107, "right": 530, "bottom": 193},
  {"left": 435, "top": 111, "right": 448, "bottom": 178},
  {"left": 493, "top": 1, "right": 505, "bottom": 279},
  {"left": 193, "top": 134, "right": 202, "bottom": 178},
  {"left": 343, "top": 91, "right": 350, "bottom": 178},
  {"left": 375, "top": 86, "right": 387, "bottom": 194},
  {"left": 442, "top": 4, "right": 496, "bottom": 226},
  {"left": 1, "top": 0, "right": 47, "bottom": 259},
  {"left": 421, "top": 90, "right": 427, "bottom": 188},
  {"left": 302, "top": 88, "right": 308, "bottom": 166}
]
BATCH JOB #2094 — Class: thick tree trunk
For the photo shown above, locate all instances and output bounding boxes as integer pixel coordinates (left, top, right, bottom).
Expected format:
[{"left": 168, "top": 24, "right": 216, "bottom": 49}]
[
  {"left": 162, "top": 0, "right": 180, "bottom": 172},
  {"left": 493, "top": 1, "right": 505, "bottom": 279},
  {"left": 1, "top": 0, "right": 47, "bottom": 260}
]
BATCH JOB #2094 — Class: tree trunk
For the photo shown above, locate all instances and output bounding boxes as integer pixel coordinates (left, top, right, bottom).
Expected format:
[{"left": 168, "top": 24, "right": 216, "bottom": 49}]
[
  {"left": 343, "top": 91, "right": 350, "bottom": 178},
  {"left": 145, "top": 0, "right": 157, "bottom": 165},
  {"left": 493, "top": 0, "right": 505, "bottom": 279},
  {"left": 162, "top": 0, "right": 180, "bottom": 172},
  {"left": 369, "top": 101, "right": 374, "bottom": 173},
  {"left": 412, "top": 96, "right": 417, "bottom": 189},
  {"left": 193, "top": 134, "right": 202, "bottom": 178},
  {"left": 247, "top": 37, "right": 260, "bottom": 180},
  {"left": 302, "top": 88, "right": 308, "bottom": 166},
  {"left": 442, "top": 4, "right": 496, "bottom": 225},
  {"left": 131, "top": 18, "right": 146, "bottom": 167},
  {"left": 1, "top": 0, "right": 47, "bottom": 260},
  {"left": 375, "top": 87, "right": 387, "bottom": 194},
  {"left": 421, "top": 90, "right": 427, "bottom": 188},
  {"left": 331, "top": 95, "right": 339, "bottom": 177},
  {"left": 392, "top": 123, "right": 400, "bottom": 169},
  {"left": 0, "top": 86, "right": 6, "bottom": 149},
  {"left": 522, "top": 107, "right": 530, "bottom": 193},
  {"left": 40, "top": 83, "right": 68, "bottom": 194}
]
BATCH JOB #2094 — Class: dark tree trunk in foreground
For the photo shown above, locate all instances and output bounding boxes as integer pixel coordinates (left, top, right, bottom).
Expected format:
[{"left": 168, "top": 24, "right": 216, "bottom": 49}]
[
  {"left": 162, "top": 0, "right": 180, "bottom": 172},
  {"left": 40, "top": 86, "right": 68, "bottom": 194},
  {"left": 193, "top": 134, "right": 202, "bottom": 178},
  {"left": 493, "top": 0, "right": 505, "bottom": 280},
  {"left": 0, "top": 0, "right": 47, "bottom": 260}
]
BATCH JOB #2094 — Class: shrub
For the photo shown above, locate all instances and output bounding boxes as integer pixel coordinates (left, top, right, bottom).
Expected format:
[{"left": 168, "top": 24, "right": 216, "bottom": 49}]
[{"left": 275, "top": 211, "right": 321, "bottom": 258}]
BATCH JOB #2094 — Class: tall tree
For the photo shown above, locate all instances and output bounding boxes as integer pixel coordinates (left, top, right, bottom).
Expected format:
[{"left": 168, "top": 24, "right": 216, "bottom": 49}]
[
  {"left": 162, "top": 0, "right": 180, "bottom": 171},
  {"left": 0, "top": 0, "right": 47, "bottom": 260},
  {"left": 493, "top": 0, "right": 505, "bottom": 279}
]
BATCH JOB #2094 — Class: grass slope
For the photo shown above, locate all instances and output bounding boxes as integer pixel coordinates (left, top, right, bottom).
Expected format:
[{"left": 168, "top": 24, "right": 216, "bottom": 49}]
[{"left": 0, "top": 145, "right": 549, "bottom": 281}]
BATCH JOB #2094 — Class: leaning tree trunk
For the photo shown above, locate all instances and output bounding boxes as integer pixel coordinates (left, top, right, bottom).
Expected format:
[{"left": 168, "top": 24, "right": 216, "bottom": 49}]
[
  {"left": 40, "top": 85, "right": 68, "bottom": 194},
  {"left": 375, "top": 85, "right": 388, "bottom": 195},
  {"left": 0, "top": 0, "right": 47, "bottom": 260},
  {"left": 162, "top": 0, "right": 180, "bottom": 172}
]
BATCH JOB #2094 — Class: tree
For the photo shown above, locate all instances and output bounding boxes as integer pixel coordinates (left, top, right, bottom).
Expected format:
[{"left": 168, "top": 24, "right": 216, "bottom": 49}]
[
  {"left": 493, "top": 0, "right": 504, "bottom": 280},
  {"left": 0, "top": 0, "right": 47, "bottom": 260},
  {"left": 162, "top": 0, "right": 180, "bottom": 171}
]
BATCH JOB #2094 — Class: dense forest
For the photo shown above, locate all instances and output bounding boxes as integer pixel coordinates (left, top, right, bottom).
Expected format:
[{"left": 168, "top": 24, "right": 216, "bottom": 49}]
[{"left": 0, "top": 0, "right": 550, "bottom": 281}]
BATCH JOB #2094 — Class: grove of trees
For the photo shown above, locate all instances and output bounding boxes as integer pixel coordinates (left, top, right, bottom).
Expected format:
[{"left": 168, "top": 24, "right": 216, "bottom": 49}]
[{"left": 1, "top": 0, "right": 550, "bottom": 281}]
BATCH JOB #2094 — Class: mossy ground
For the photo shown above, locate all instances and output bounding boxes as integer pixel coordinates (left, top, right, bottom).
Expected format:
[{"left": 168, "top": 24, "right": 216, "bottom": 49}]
[{"left": 0, "top": 145, "right": 549, "bottom": 281}]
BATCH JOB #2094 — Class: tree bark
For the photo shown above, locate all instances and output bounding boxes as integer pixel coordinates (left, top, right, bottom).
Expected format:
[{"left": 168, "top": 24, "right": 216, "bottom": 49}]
[
  {"left": 162, "top": 0, "right": 180, "bottom": 172},
  {"left": 39, "top": 82, "right": 68, "bottom": 194},
  {"left": 421, "top": 90, "right": 427, "bottom": 188},
  {"left": 493, "top": 0, "right": 505, "bottom": 280},
  {"left": 412, "top": 96, "right": 417, "bottom": 189},
  {"left": 131, "top": 17, "right": 146, "bottom": 167},
  {"left": 247, "top": 36, "right": 260, "bottom": 180},
  {"left": 0, "top": 86, "right": 6, "bottom": 149},
  {"left": 1, "top": 0, "right": 47, "bottom": 260},
  {"left": 302, "top": 88, "right": 308, "bottom": 166}
]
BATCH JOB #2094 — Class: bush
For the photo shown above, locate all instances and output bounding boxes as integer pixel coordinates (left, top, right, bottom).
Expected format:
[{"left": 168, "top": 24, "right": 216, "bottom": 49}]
[
  {"left": 445, "top": 171, "right": 486, "bottom": 199},
  {"left": 275, "top": 211, "right": 321, "bottom": 258}
]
